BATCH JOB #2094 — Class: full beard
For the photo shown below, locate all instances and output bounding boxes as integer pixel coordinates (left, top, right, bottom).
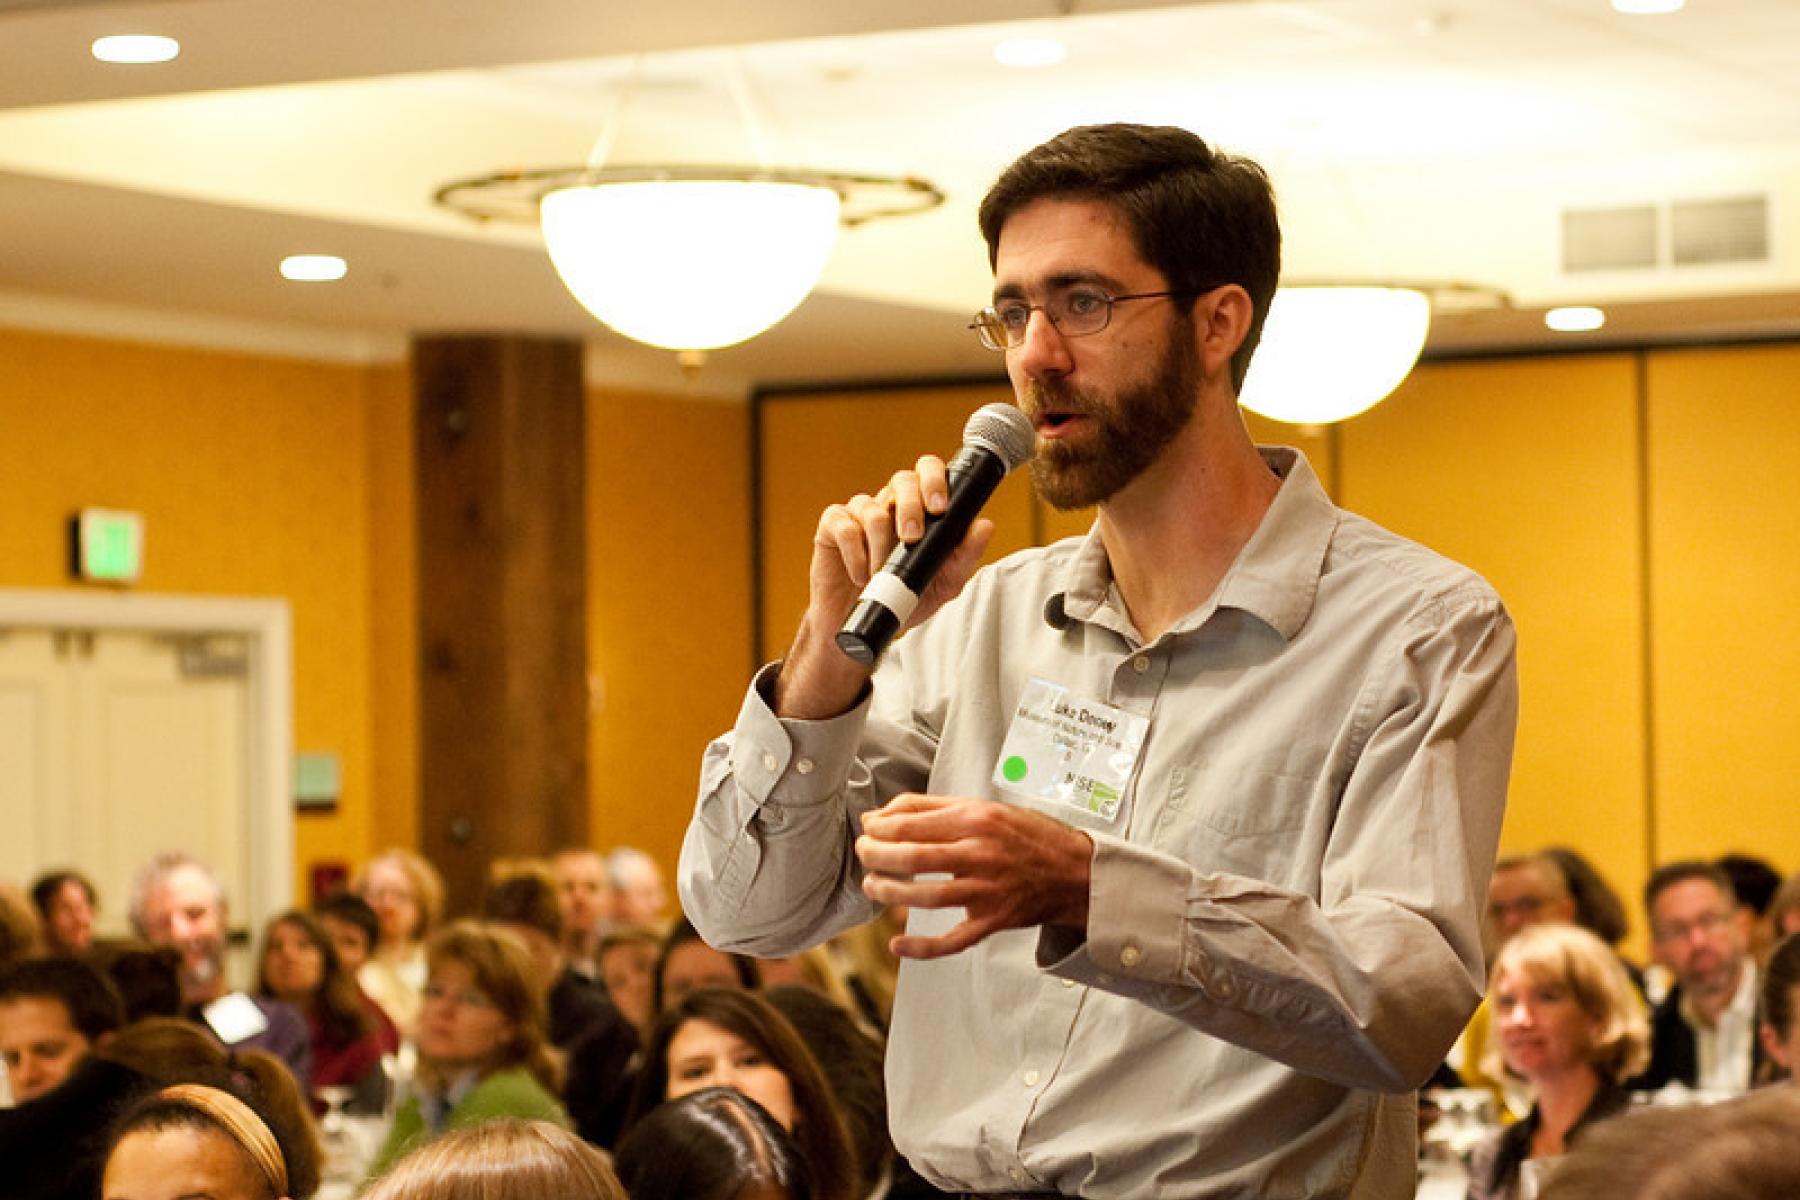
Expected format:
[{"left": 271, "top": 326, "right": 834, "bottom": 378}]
[{"left": 1025, "top": 322, "right": 1201, "bottom": 511}]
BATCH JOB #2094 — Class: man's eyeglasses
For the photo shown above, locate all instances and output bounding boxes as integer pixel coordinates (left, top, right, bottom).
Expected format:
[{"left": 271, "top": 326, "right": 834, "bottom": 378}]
[
  {"left": 968, "top": 285, "right": 1210, "bottom": 352},
  {"left": 1652, "top": 910, "right": 1733, "bottom": 945}
]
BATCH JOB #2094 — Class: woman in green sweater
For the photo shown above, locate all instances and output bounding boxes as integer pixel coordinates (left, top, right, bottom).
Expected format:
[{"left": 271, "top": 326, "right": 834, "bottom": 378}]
[{"left": 369, "top": 921, "right": 567, "bottom": 1178}]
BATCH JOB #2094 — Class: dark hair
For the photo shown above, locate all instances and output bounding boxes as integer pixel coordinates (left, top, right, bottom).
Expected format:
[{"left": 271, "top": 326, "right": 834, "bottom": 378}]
[
  {"left": 107, "top": 1077, "right": 317, "bottom": 1200},
  {"left": 653, "top": 916, "right": 759, "bottom": 1015},
  {"left": 483, "top": 872, "right": 564, "bottom": 942},
  {"left": 0, "top": 955, "right": 125, "bottom": 1041},
  {"left": 99, "top": 1023, "right": 322, "bottom": 1199},
  {"left": 977, "top": 122, "right": 1281, "bottom": 391},
  {"left": 255, "top": 910, "right": 373, "bottom": 1048},
  {"left": 314, "top": 892, "right": 380, "bottom": 953},
  {"left": 88, "top": 942, "right": 183, "bottom": 1022},
  {"left": 29, "top": 869, "right": 97, "bottom": 919},
  {"left": 1541, "top": 846, "right": 1630, "bottom": 947},
  {"left": 1643, "top": 860, "right": 1736, "bottom": 919},
  {"left": 1763, "top": 932, "right": 1800, "bottom": 1044},
  {"left": 1715, "top": 853, "right": 1783, "bottom": 917},
  {"left": 629, "top": 988, "right": 856, "bottom": 1200},
  {"left": 763, "top": 985, "right": 890, "bottom": 1197},
  {"left": 615, "top": 1087, "right": 813, "bottom": 1200}
]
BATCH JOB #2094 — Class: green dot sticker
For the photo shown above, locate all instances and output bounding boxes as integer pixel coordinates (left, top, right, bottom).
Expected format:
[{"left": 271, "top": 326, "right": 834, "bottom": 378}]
[{"left": 1002, "top": 755, "right": 1029, "bottom": 783}]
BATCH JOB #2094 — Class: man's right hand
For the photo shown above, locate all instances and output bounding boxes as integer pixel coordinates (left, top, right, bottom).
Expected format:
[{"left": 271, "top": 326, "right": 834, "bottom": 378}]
[{"left": 773, "top": 454, "right": 994, "bottom": 720}]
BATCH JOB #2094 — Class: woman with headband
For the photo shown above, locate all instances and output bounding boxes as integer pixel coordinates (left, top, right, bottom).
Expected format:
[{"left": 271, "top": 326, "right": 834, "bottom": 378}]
[{"left": 102, "top": 1081, "right": 313, "bottom": 1200}]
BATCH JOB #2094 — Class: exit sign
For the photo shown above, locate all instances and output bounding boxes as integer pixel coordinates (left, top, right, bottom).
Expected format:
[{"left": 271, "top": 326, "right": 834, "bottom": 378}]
[{"left": 70, "top": 508, "right": 144, "bottom": 583}]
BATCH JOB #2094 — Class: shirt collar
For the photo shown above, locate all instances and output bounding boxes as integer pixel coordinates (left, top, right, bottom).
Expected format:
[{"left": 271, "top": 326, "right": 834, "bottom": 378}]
[{"left": 1052, "top": 446, "right": 1338, "bottom": 643}]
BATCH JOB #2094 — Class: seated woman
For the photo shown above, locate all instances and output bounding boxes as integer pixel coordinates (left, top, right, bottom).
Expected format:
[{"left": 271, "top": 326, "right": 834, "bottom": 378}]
[
  {"left": 355, "top": 849, "right": 446, "bottom": 1040},
  {"left": 361, "top": 1118, "right": 624, "bottom": 1200},
  {"left": 102, "top": 1071, "right": 320, "bottom": 1200},
  {"left": 257, "top": 910, "right": 394, "bottom": 1112},
  {"left": 1467, "top": 923, "right": 1650, "bottom": 1200},
  {"left": 654, "top": 916, "right": 759, "bottom": 1014},
  {"left": 369, "top": 921, "right": 567, "bottom": 1177},
  {"left": 628, "top": 987, "right": 855, "bottom": 1200},
  {"left": 1758, "top": 931, "right": 1799, "bottom": 1083},
  {"left": 616, "top": 1086, "right": 812, "bottom": 1200}
]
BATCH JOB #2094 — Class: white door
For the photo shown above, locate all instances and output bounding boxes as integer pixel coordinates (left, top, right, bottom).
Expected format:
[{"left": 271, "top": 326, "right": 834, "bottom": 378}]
[{"left": 0, "top": 626, "right": 256, "bottom": 951}]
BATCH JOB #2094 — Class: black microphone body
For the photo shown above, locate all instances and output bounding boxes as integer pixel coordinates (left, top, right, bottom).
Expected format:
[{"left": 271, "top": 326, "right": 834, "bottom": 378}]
[{"left": 836, "top": 404, "right": 1034, "bottom": 665}]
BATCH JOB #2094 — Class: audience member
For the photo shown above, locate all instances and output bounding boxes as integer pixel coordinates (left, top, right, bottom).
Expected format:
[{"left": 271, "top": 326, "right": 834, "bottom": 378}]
[
  {"left": 370, "top": 921, "right": 567, "bottom": 1176},
  {"left": 1540, "top": 848, "right": 1632, "bottom": 955},
  {"left": 1633, "top": 860, "right": 1765, "bottom": 1093},
  {"left": 362, "top": 1117, "right": 626, "bottom": 1200},
  {"left": 312, "top": 892, "right": 380, "bottom": 979},
  {"left": 0, "top": 1001, "right": 146, "bottom": 1200},
  {"left": 1466, "top": 924, "right": 1649, "bottom": 1200},
  {"left": 1757, "top": 932, "right": 1799, "bottom": 1084},
  {"left": 481, "top": 867, "right": 616, "bottom": 1049},
  {"left": 1716, "top": 852, "right": 1785, "bottom": 965},
  {"left": 1, "top": 882, "right": 44, "bottom": 967},
  {"left": 599, "top": 926, "right": 660, "bottom": 1040},
  {"left": 0, "top": 956, "right": 124, "bottom": 1103},
  {"left": 615, "top": 1087, "right": 813, "bottom": 1200},
  {"left": 1766, "top": 872, "right": 1800, "bottom": 944},
  {"left": 608, "top": 847, "right": 670, "bottom": 931},
  {"left": 354, "top": 848, "right": 445, "bottom": 1039},
  {"left": 256, "top": 911, "right": 393, "bottom": 1111},
  {"left": 552, "top": 849, "right": 614, "bottom": 980},
  {"left": 104, "top": 1080, "right": 319, "bottom": 1200},
  {"left": 655, "top": 915, "right": 759, "bottom": 1014},
  {"left": 628, "top": 987, "right": 856, "bottom": 1200},
  {"left": 130, "top": 851, "right": 311, "bottom": 1084},
  {"left": 827, "top": 911, "right": 904, "bottom": 1030},
  {"left": 1539, "top": 1086, "right": 1800, "bottom": 1200},
  {"left": 29, "top": 870, "right": 98, "bottom": 958}
]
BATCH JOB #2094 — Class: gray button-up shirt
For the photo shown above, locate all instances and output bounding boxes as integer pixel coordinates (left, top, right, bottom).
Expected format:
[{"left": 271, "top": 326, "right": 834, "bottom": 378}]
[{"left": 681, "top": 448, "right": 1517, "bottom": 1198}]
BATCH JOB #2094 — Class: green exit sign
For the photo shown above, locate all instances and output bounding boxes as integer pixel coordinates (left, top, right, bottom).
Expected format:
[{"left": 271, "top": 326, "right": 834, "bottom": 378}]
[{"left": 70, "top": 508, "right": 144, "bottom": 583}]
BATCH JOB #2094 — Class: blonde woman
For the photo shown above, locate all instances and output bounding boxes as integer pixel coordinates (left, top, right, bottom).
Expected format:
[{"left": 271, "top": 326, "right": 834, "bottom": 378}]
[
  {"left": 1468, "top": 923, "right": 1649, "bottom": 1200},
  {"left": 354, "top": 849, "right": 445, "bottom": 1038}
]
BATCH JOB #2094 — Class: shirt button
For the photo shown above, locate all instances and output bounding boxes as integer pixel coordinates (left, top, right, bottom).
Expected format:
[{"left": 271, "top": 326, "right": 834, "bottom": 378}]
[
  {"left": 1120, "top": 944, "right": 1143, "bottom": 968},
  {"left": 1022, "top": 1069, "right": 1040, "bottom": 1087},
  {"left": 761, "top": 752, "right": 779, "bottom": 773},
  {"left": 1062, "top": 977, "right": 1076, "bottom": 989},
  {"left": 1131, "top": 655, "right": 1150, "bottom": 674},
  {"left": 794, "top": 757, "right": 815, "bottom": 775}
]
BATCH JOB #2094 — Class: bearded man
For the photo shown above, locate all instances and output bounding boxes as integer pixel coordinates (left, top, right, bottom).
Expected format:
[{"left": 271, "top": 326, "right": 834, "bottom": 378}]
[{"left": 681, "top": 123, "right": 1518, "bottom": 1199}]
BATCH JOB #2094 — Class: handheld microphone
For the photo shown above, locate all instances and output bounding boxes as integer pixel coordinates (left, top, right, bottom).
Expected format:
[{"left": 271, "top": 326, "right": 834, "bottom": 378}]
[{"left": 836, "top": 402, "right": 1036, "bottom": 665}]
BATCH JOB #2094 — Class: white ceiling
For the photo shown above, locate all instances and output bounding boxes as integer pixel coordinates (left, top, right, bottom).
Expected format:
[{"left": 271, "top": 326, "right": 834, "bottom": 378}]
[{"left": 3, "top": 0, "right": 1799, "bottom": 397}]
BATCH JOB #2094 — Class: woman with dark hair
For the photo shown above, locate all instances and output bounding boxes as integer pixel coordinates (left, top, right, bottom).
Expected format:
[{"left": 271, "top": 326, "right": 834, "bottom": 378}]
[
  {"left": 104, "top": 1081, "right": 315, "bottom": 1200},
  {"left": 616, "top": 1087, "right": 812, "bottom": 1200},
  {"left": 654, "top": 916, "right": 759, "bottom": 1015},
  {"left": 1758, "top": 932, "right": 1800, "bottom": 1083},
  {"left": 368, "top": 921, "right": 567, "bottom": 1177},
  {"left": 28, "top": 870, "right": 98, "bottom": 958},
  {"left": 256, "top": 910, "right": 395, "bottom": 1111},
  {"left": 629, "top": 988, "right": 855, "bottom": 1200}
]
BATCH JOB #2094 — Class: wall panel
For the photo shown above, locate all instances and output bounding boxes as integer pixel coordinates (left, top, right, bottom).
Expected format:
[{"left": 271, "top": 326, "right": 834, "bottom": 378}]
[{"left": 1645, "top": 344, "right": 1800, "bottom": 871}]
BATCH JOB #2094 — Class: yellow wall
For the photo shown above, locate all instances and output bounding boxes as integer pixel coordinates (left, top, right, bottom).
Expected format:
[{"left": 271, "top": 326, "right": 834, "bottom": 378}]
[{"left": 0, "top": 328, "right": 380, "bottom": 902}]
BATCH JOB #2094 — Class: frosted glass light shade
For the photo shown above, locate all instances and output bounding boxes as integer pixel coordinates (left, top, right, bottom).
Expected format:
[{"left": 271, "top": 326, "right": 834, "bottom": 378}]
[
  {"left": 1238, "top": 286, "right": 1431, "bottom": 425},
  {"left": 540, "top": 179, "right": 842, "bottom": 351}
]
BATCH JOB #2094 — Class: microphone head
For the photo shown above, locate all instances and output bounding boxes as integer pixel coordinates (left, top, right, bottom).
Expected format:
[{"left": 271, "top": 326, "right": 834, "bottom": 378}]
[{"left": 964, "top": 403, "right": 1036, "bottom": 473}]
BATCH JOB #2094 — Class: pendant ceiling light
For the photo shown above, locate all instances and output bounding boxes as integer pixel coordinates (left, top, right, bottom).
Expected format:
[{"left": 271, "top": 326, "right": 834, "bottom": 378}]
[
  {"left": 1238, "top": 282, "right": 1509, "bottom": 425},
  {"left": 437, "top": 57, "right": 942, "bottom": 353}
]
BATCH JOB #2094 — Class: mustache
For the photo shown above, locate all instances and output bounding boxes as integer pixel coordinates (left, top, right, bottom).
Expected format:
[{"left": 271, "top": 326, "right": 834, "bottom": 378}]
[{"left": 1021, "top": 379, "right": 1094, "bottom": 417}]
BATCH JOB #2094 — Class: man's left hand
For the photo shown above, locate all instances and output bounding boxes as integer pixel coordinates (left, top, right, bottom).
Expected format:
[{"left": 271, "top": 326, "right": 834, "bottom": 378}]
[{"left": 856, "top": 794, "right": 1093, "bottom": 959}]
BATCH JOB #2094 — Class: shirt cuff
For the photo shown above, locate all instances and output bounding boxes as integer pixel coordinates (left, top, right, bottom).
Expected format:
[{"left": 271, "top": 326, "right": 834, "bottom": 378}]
[
  {"left": 1039, "top": 831, "right": 1192, "bottom": 986},
  {"left": 731, "top": 662, "right": 872, "bottom": 808}
]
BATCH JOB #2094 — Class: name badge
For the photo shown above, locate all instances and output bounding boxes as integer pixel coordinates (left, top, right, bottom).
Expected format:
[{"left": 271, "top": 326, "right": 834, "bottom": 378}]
[
  {"left": 992, "top": 677, "right": 1148, "bottom": 824},
  {"left": 202, "top": 991, "right": 270, "bottom": 1045}
]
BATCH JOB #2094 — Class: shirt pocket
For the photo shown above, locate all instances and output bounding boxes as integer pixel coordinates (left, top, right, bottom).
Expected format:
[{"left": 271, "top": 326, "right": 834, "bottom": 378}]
[{"left": 1156, "top": 757, "right": 1326, "bottom": 893}]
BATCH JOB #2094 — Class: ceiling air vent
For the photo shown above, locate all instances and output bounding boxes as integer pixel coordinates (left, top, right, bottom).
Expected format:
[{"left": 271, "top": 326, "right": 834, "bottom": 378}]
[
  {"left": 1671, "top": 195, "right": 1769, "bottom": 266},
  {"left": 1562, "top": 205, "right": 1657, "bottom": 272}
]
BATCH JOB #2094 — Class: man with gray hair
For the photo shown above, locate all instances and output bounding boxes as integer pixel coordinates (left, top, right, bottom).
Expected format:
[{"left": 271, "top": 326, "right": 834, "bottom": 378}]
[
  {"left": 130, "top": 850, "right": 310, "bottom": 1083},
  {"left": 607, "top": 846, "right": 669, "bottom": 931}
]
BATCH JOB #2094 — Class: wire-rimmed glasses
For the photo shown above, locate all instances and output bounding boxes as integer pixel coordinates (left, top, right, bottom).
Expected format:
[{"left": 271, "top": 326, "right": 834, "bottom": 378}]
[{"left": 968, "top": 285, "right": 1208, "bottom": 351}]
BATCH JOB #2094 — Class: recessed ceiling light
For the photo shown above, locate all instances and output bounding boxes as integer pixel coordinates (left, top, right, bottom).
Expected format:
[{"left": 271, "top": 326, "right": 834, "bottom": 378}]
[
  {"left": 1545, "top": 305, "right": 1606, "bottom": 333},
  {"left": 1611, "top": 0, "right": 1684, "bottom": 14},
  {"left": 280, "top": 255, "right": 348, "bottom": 283},
  {"left": 91, "top": 35, "right": 180, "bottom": 64},
  {"left": 993, "top": 37, "right": 1067, "bottom": 69}
]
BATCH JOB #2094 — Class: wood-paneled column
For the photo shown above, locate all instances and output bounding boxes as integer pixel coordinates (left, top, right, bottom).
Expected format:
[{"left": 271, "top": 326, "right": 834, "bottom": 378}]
[{"left": 413, "top": 334, "right": 587, "bottom": 914}]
